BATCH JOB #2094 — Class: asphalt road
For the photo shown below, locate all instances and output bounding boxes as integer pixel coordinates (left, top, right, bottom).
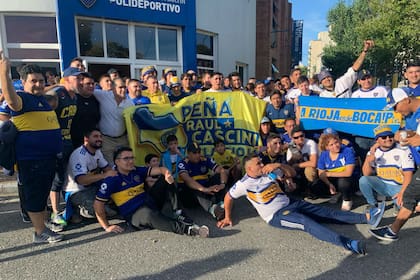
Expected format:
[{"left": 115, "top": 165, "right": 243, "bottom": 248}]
[{"left": 1, "top": 193, "right": 419, "bottom": 280}]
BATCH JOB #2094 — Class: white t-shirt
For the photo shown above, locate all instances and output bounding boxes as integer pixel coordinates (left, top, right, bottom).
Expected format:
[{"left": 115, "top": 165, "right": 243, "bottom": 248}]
[
  {"left": 64, "top": 145, "right": 109, "bottom": 193},
  {"left": 319, "top": 67, "right": 357, "bottom": 98},
  {"left": 351, "top": 86, "right": 388, "bottom": 98},
  {"left": 285, "top": 87, "right": 300, "bottom": 102},
  {"left": 286, "top": 138, "right": 318, "bottom": 162},
  {"left": 229, "top": 174, "right": 290, "bottom": 222}
]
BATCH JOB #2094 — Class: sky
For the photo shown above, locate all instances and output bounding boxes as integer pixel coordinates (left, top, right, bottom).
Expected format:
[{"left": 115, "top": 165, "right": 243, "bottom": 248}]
[{"left": 291, "top": 0, "right": 341, "bottom": 66}]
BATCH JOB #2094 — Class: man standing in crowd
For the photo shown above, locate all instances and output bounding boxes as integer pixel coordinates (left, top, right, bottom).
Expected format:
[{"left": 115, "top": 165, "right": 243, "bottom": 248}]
[
  {"left": 70, "top": 72, "right": 100, "bottom": 148},
  {"left": 0, "top": 51, "right": 63, "bottom": 243},
  {"left": 319, "top": 40, "right": 375, "bottom": 98},
  {"left": 94, "top": 78, "right": 133, "bottom": 165},
  {"left": 49, "top": 66, "right": 81, "bottom": 228},
  {"left": 142, "top": 76, "right": 170, "bottom": 104},
  {"left": 206, "top": 72, "right": 231, "bottom": 92},
  {"left": 266, "top": 90, "right": 295, "bottom": 133},
  {"left": 126, "top": 78, "right": 150, "bottom": 105},
  {"left": 351, "top": 69, "right": 388, "bottom": 98},
  {"left": 403, "top": 61, "right": 420, "bottom": 96}
]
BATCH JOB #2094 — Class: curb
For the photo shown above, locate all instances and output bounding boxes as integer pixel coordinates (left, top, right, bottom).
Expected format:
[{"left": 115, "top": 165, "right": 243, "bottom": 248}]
[{"left": 0, "top": 180, "right": 18, "bottom": 195}]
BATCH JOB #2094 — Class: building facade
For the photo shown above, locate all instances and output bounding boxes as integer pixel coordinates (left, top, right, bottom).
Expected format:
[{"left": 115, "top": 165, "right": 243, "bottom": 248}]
[
  {"left": 0, "top": 0, "right": 256, "bottom": 82},
  {"left": 291, "top": 19, "right": 303, "bottom": 68},
  {"left": 307, "top": 30, "right": 334, "bottom": 78},
  {"left": 255, "top": 0, "right": 292, "bottom": 80}
]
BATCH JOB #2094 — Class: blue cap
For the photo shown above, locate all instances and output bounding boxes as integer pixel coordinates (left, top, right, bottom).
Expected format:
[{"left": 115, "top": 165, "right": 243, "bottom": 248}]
[{"left": 63, "top": 67, "right": 82, "bottom": 77}]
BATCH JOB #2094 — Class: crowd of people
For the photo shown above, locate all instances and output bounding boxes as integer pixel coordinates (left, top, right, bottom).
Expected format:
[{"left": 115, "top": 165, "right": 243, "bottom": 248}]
[{"left": 0, "top": 38, "right": 419, "bottom": 255}]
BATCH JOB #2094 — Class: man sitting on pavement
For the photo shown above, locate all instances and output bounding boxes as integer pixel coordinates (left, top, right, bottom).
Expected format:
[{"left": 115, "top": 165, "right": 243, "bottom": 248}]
[
  {"left": 63, "top": 129, "right": 117, "bottom": 223},
  {"left": 359, "top": 125, "right": 414, "bottom": 214},
  {"left": 94, "top": 146, "right": 209, "bottom": 237},
  {"left": 178, "top": 142, "right": 228, "bottom": 220},
  {"left": 217, "top": 153, "right": 386, "bottom": 255}
]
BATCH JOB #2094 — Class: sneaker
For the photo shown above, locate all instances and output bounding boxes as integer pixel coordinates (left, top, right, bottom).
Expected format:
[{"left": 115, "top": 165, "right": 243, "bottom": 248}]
[
  {"left": 21, "top": 211, "right": 31, "bottom": 223},
  {"left": 367, "top": 201, "right": 385, "bottom": 228},
  {"left": 341, "top": 200, "right": 353, "bottom": 211},
  {"left": 186, "top": 224, "right": 210, "bottom": 238},
  {"left": 46, "top": 221, "right": 64, "bottom": 233},
  {"left": 213, "top": 205, "right": 225, "bottom": 221},
  {"left": 345, "top": 240, "right": 366, "bottom": 255},
  {"left": 369, "top": 226, "right": 399, "bottom": 242},
  {"left": 175, "top": 211, "right": 194, "bottom": 225},
  {"left": 33, "top": 227, "right": 64, "bottom": 244},
  {"left": 51, "top": 212, "right": 67, "bottom": 226},
  {"left": 79, "top": 206, "right": 95, "bottom": 219}
]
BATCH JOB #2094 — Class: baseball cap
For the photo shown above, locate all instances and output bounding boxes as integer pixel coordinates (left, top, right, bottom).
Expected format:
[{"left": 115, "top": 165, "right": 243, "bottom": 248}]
[
  {"left": 63, "top": 67, "right": 82, "bottom": 77},
  {"left": 374, "top": 125, "right": 394, "bottom": 140},
  {"left": 187, "top": 142, "right": 201, "bottom": 153},
  {"left": 323, "top": 128, "right": 338, "bottom": 135},
  {"left": 384, "top": 88, "right": 409, "bottom": 110},
  {"left": 141, "top": 66, "right": 156, "bottom": 78},
  {"left": 260, "top": 116, "right": 271, "bottom": 124},
  {"left": 170, "top": 76, "right": 181, "bottom": 88},
  {"left": 357, "top": 69, "right": 371, "bottom": 80},
  {"left": 318, "top": 70, "right": 332, "bottom": 82},
  {"left": 163, "top": 68, "right": 176, "bottom": 77},
  {"left": 107, "top": 68, "right": 118, "bottom": 75}
]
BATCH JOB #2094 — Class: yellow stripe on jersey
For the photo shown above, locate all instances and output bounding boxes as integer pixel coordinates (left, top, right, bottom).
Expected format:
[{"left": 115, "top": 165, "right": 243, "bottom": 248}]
[
  {"left": 327, "top": 166, "right": 346, "bottom": 172},
  {"left": 111, "top": 183, "right": 145, "bottom": 206},
  {"left": 247, "top": 183, "right": 283, "bottom": 204},
  {"left": 177, "top": 174, "right": 209, "bottom": 184},
  {"left": 272, "top": 119, "right": 285, "bottom": 128},
  {"left": 13, "top": 111, "right": 60, "bottom": 131},
  {"left": 377, "top": 167, "right": 404, "bottom": 185}
]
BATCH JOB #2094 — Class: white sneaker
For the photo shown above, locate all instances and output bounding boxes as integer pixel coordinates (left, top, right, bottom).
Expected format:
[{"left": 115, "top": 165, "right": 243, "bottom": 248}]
[{"left": 341, "top": 200, "right": 353, "bottom": 211}]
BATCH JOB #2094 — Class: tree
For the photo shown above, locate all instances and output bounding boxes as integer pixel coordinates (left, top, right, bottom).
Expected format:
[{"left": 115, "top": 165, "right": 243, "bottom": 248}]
[{"left": 323, "top": 0, "right": 419, "bottom": 80}]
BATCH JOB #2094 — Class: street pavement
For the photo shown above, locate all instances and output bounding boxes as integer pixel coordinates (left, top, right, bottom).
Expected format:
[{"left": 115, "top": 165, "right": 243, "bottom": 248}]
[{"left": 1, "top": 187, "right": 420, "bottom": 280}]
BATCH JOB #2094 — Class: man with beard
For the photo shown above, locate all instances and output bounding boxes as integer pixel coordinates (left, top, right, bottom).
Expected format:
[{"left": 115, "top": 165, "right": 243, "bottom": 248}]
[
  {"left": 63, "top": 129, "right": 117, "bottom": 223},
  {"left": 70, "top": 72, "right": 100, "bottom": 148}
]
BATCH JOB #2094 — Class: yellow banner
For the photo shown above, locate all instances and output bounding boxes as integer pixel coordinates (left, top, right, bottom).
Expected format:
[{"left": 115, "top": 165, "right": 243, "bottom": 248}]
[{"left": 124, "top": 92, "right": 267, "bottom": 165}]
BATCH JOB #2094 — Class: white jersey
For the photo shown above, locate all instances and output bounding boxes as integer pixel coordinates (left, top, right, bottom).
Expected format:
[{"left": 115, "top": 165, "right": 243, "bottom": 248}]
[
  {"left": 319, "top": 67, "right": 357, "bottom": 98},
  {"left": 286, "top": 138, "right": 318, "bottom": 162},
  {"left": 229, "top": 174, "right": 290, "bottom": 222},
  {"left": 367, "top": 146, "right": 415, "bottom": 185},
  {"left": 285, "top": 87, "right": 300, "bottom": 102},
  {"left": 64, "top": 145, "right": 109, "bottom": 193},
  {"left": 351, "top": 86, "right": 388, "bottom": 98}
]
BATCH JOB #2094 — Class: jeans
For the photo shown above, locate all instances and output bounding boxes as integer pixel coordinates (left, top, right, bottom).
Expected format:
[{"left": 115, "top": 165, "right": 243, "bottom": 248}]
[
  {"left": 269, "top": 200, "right": 367, "bottom": 248},
  {"left": 359, "top": 176, "right": 401, "bottom": 206}
]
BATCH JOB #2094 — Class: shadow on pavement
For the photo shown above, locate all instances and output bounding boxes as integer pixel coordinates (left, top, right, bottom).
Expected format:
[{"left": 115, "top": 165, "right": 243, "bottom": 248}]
[{"left": 123, "top": 249, "right": 259, "bottom": 280}]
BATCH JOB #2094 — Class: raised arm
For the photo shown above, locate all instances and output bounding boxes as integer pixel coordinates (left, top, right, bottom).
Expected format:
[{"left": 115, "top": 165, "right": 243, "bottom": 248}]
[{"left": 0, "top": 50, "right": 22, "bottom": 111}]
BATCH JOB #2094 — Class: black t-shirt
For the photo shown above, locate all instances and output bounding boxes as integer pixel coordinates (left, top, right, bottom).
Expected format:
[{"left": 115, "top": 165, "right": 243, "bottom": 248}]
[{"left": 70, "top": 94, "right": 100, "bottom": 148}]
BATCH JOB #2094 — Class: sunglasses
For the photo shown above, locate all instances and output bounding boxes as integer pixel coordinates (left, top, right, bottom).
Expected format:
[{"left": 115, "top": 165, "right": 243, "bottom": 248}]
[
  {"left": 360, "top": 76, "right": 371, "bottom": 81},
  {"left": 293, "top": 134, "right": 304, "bottom": 139},
  {"left": 379, "top": 135, "right": 394, "bottom": 140}
]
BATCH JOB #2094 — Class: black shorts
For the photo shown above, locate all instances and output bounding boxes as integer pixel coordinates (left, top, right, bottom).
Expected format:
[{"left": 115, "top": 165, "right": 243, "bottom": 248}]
[
  {"left": 18, "top": 159, "right": 56, "bottom": 212},
  {"left": 403, "top": 170, "right": 420, "bottom": 211}
]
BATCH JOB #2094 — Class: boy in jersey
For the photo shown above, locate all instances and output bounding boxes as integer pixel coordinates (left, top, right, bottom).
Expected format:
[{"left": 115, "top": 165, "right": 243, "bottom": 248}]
[
  {"left": 212, "top": 139, "right": 242, "bottom": 187},
  {"left": 217, "top": 154, "right": 386, "bottom": 255}
]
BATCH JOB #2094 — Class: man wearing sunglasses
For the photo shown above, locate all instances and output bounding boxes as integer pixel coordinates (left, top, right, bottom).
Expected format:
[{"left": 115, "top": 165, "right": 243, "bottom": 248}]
[
  {"left": 351, "top": 70, "right": 388, "bottom": 98},
  {"left": 359, "top": 125, "right": 414, "bottom": 212}
]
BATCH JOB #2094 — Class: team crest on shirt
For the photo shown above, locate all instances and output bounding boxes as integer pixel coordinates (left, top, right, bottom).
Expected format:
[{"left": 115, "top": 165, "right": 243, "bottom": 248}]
[
  {"left": 134, "top": 175, "right": 140, "bottom": 182},
  {"left": 75, "top": 163, "right": 82, "bottom": 171},
  {"left": 284, "top": 110, "right": 289, "bottom": 115},
  {"left": 99, "top": 183, "right": 107, "bottom": 194},
  {"left": 394, "top": 155, "right": 400, "bottom": 161},
  {"left": 374, "top": 92, "right": 378, "bottom": 97},
  {"left": 200, "top": 166, "right": 207, "bottom": 173},
  {"left": 38, "top": 102, "right": 43, "bottom": 107}
]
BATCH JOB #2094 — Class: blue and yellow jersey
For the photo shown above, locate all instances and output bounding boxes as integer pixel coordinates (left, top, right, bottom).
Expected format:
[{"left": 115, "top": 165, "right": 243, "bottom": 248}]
[
  {"left": 96, "top": 166, "right": 150, "bottom": 217},
  {"left": 212, "top": 149, "right": 235, "bottom": 168},
  {"left": 317, "top": 146, "right": 356, "bottom": 174},
  {"left": 11, "top": 91, "right": 62, "bottom": 160},
  {"left": 259, "top": 150, "right": 286, "bottom": 165},
  {"left": 177, "top": 157, "right": 218, "bottom": 185}
]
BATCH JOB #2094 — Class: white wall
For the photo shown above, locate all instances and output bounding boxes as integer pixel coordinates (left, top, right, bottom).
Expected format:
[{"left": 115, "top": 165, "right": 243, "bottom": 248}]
[{"left": 196, "top": 0, "right": 256, "bottom": 80}]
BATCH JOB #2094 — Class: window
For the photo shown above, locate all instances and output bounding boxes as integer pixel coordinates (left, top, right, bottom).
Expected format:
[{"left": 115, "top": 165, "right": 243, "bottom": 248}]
[
  {"left": 135, "top": 26, "right": 156, "bottom": 59},
  {"left": 78, "top": 19, "right": 104, "bottom": 57},
  {"left": 3, "top": 15, "right": 60, "bottom": 79},
  {"left": 106, "top": 23, "right": 129, "bottom": 58},
  {"left": 158, "top": 28, "right": 177, "bottom": 61},
  {"left": 196, "top": 32, "right": 216, "bottom": 74}
]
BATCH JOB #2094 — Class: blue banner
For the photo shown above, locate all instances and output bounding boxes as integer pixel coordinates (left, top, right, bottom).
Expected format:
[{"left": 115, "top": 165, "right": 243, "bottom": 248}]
[{"left": 298, "top": 96, "right": 402, "bottom": 138}]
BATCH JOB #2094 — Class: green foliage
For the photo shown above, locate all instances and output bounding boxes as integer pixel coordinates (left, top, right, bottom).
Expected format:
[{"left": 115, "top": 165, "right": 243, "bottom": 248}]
[{"left": 325, "top": 0, "right": 420, "bottom": 79}]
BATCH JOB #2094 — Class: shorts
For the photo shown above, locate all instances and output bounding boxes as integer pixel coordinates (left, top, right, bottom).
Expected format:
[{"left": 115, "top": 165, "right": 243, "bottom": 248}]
[{"left": 18, "top": 159, "right": 56, "bottom": 212}]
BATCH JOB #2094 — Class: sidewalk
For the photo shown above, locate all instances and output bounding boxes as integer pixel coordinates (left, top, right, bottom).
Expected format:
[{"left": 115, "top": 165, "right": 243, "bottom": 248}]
[{"left": 0, "top": 172, "right": 17, "bottom": 194}]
